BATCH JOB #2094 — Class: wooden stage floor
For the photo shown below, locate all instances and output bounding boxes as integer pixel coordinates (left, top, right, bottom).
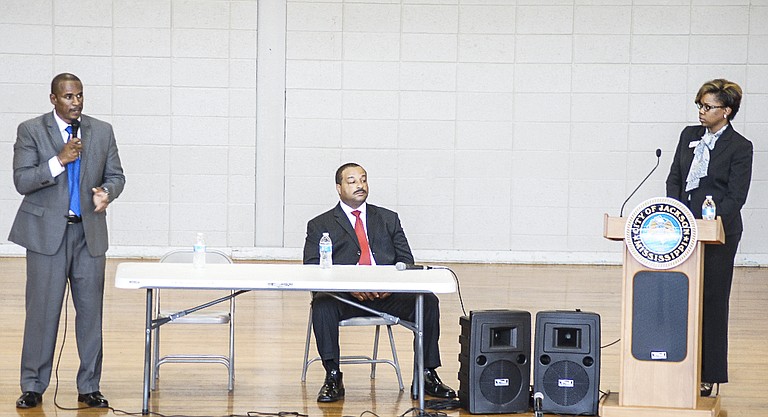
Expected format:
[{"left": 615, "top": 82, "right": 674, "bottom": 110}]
[{"left": 1, "top": 258, "right": 766, "bottom": 416}]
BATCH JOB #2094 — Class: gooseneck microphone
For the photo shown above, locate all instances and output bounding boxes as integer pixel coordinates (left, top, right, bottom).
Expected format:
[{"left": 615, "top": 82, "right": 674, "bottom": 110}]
[
  {"left": 395, "top": 262, "right": 432, "bottom": 271},
  {"left": 619, "top": 148, "right": 662, "bottom": 217},
  {"left": 71, "top": 119, "right": 80, "bottom": 137}
]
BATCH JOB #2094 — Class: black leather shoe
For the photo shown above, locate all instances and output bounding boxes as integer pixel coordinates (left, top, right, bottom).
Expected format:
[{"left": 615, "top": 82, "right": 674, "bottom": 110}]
[
  {"left": 700, "top": 382, "right": 719, "bottom": 397},
  {"left": 317, "top": 370, "right": 345, "bottom": 403},
  {"left": 78, "top": 391, "right": 109, "bottom": 408},
  {"left": 16, "top": 392, "right": 42, "bottom": 409},
  {"left": 411, "top": 368, "right": 457, "bottom": 400}
]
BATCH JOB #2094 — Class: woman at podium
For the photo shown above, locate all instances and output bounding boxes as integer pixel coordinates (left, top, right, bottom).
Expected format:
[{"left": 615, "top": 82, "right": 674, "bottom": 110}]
[{"left": 665, "top": 79, "right": 753, "bottom": 398}]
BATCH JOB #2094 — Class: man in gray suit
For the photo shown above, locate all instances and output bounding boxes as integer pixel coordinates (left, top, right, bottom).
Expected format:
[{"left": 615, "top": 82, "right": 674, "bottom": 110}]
[{"left": 9, "top": 73, "right": 125, "bottom": 409}]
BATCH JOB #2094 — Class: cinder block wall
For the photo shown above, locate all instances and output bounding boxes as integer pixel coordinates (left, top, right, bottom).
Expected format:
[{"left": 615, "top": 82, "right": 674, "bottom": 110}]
[{"left": 1, "top": 1, "right": 766, "bottom": 264}]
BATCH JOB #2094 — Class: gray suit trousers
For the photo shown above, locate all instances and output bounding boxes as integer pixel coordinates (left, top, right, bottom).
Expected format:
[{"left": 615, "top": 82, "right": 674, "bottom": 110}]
[{"left": 21, "top": 222, "right": 106, "bottom": 394}]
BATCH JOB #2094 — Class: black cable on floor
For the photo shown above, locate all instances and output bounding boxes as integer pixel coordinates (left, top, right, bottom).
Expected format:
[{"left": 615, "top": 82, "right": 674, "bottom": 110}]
[{"left": 397, "top": 407, "right": 448, "bottom": 417}]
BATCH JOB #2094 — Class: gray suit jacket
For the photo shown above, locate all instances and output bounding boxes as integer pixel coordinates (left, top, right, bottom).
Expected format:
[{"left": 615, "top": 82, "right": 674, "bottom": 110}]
[{"left": 9, "top": 112, "right": 125, "bottom": 257}]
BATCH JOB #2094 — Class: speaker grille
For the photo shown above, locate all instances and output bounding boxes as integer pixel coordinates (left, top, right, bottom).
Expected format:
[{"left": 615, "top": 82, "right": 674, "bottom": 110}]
[
  {"left": 542, "top": 360, "right": 589, "bottom": 406},
  {"left": 632, "top": 271, "right": 688, "bottom": 362},
  {"left": 478, "top": 359, "right": 522, "bottom": 405}
]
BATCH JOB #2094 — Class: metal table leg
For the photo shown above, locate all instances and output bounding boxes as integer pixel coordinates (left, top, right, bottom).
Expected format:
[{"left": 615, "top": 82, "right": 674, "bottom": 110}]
[
  {"left": 142, "top": 288, "right": 153, "bottom": 415},
  {"left": 416, "top": 293, "right": 425, "bottom": 413}
]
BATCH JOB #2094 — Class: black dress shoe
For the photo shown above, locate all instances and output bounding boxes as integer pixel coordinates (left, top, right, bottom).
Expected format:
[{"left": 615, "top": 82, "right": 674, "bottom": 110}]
[
  {"left": 411, "top": 368, "right": 457, "bottom": 400},
  {"left": 78, "top": 391, "right": 109, "bottom": 408},
  {"left": 700, "top": 382, "right": 720, "bottom": 397},
  {"left": 317, "top": 370, "right": 345, "bottom": 403},
  {"left": 16, "top": 392, "right": 42, "bottom": 409}
]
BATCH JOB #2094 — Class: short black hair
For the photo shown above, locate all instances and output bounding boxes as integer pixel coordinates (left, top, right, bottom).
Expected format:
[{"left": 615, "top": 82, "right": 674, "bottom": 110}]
[
  {"left": 335, "top": 162, "right": 362, "bottom": 185},
  {"left": 51, "top": 73, "right": 81, "bottom": 94}
]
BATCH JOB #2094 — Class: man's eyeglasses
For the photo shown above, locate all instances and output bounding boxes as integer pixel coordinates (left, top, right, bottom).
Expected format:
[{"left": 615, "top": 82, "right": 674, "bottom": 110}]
[{"left": 696, "top": 103, "right": 726, "bottom": 112}]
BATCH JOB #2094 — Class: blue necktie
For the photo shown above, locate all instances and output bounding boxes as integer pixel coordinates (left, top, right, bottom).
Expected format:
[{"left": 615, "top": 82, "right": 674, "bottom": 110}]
[{"left": 65, "top": 125, "right": 81, "bottom": 216}]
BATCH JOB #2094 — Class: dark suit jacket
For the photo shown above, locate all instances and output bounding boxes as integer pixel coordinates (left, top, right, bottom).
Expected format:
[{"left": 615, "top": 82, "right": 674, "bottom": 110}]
[
  {"left": 303, "top": 203, "right": 414, "bottom": 266},
  {"left": 9, "top": 112, "right": 125, "bottom": 257},
  {"left": 666, "top": 124, "right": 752, "bottom": 236}
]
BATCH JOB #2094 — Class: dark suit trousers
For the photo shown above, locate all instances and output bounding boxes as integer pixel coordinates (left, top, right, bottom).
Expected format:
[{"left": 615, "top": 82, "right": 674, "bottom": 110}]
[
  {"left": 21, "top": 222, "right": 106, "bottom": 394},
  {"left": 312, "top": 292, "right": 443, "bottom": 370},
  {"left": 701, "top": 233, "right": 741, "bottom": 384}
]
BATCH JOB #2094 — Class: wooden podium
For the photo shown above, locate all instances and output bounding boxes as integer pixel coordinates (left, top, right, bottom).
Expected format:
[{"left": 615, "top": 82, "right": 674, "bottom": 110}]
[{"left": 600, "top": 213, "right": 724, "bottom": 417}]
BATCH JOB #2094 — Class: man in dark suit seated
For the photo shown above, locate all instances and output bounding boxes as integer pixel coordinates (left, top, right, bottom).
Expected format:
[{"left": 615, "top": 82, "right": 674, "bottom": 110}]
[{"left": 303, "top": 162, "right": 456, "bottom": 403}]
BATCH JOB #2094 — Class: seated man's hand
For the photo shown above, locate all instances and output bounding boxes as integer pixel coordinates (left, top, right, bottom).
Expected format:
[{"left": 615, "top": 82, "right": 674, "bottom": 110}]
[{"left": 350, "top": 292, "right": 391, "bottom": 301}]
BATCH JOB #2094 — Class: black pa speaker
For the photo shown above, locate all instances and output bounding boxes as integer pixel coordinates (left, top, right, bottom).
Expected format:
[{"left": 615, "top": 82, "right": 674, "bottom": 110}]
[
  {"left": 533, "top": 310, "right": 600, "bottom": 415},
  {"left": 458, "top": 310, "right": 531, "bottom": 414},
  {"left": 632, "top": 271, "right": 688, "bottom": 362}
]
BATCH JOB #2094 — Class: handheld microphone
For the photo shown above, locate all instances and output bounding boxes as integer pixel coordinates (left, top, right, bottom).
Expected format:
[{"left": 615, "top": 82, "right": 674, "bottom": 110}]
[
  {"left": 395, "top": 262, "right": 432, "bottom": 271},
  {"left": 619, "top": 148, "right": 661, "bottom": 217},
  {"left": 533, "top": 391, "right": 544, "bottom": 417},
  {"left": 70, "top": 120, "right": 80, "bottom": 138}
]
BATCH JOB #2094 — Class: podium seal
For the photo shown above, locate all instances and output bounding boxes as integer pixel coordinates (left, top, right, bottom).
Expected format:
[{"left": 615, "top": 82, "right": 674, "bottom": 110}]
[{"left": 625, "top": 197, "right": 698, "bottom": 269}]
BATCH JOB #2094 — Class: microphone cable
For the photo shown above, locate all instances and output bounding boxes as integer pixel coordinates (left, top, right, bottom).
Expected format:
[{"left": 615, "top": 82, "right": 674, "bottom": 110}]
[
  {"left": 51, "top": 282, "right": 117, "bottom": 412},
  {"left": 397, "top": 407, "right": 449, "bottom": 417},
  {"left": 342, "top": 408, "right": 449, "bottom": 417},
  {"left": 51, "top": 283, "right": 73, "bottom": 410},
  {"left": 432, "top": 266, "right": 467, "bottom": 317},
  {"left": 601, "top": 338, "right": 621, "bottom": 349},
  {"left": 51, "top": 283, "right": 132, "bottom": 414}
]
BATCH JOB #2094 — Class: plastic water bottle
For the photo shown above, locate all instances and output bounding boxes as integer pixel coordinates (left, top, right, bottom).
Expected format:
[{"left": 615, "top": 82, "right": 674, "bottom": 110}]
[
  {"left": 702, "top": 195, "right": 716, "bottom": 220},
  {"left": 319, "top": 232, "right": 333, "bottom": 269},
  {"left": 193, "top": 232, "right": 206, "bottom": 268}
]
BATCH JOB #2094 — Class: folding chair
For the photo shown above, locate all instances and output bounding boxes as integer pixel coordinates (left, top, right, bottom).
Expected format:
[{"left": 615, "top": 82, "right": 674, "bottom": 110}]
[
  {"left": 152, "top": 248, "right": 235, "bottom": 391},
  {"left": 300, "top": 303, "right": 404, "bottom": 391}
]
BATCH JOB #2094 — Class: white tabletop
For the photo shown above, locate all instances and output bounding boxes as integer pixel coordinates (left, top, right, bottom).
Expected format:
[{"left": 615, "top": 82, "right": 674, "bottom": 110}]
[{"left": 115, "top": 262, "right": 457, "bottom": 294}]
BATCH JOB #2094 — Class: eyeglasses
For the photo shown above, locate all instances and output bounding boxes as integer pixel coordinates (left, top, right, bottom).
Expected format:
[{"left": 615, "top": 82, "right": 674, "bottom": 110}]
[{"left": 696, "top": 103, "right": 726, "bottom": 112}]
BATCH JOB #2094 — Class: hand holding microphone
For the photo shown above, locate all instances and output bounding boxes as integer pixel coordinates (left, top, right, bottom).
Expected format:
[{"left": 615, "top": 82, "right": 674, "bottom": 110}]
[
  {"left": 58, "top": 120, "right": 82, "bottom": 165},
  {"left": 58, "top": 139, "right": 82, "bottom": 165}
]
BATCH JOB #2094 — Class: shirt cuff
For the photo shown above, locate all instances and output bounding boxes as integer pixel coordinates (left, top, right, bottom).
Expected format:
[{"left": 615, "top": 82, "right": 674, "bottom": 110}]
[{"left": 48, "top": 155, "right": 65, "bottom": 177}]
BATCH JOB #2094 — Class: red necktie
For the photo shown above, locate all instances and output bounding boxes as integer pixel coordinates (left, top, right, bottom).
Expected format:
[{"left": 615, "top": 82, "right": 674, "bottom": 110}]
[{"left": 352, "top": 210, "right": 371, "bottom": 265}]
